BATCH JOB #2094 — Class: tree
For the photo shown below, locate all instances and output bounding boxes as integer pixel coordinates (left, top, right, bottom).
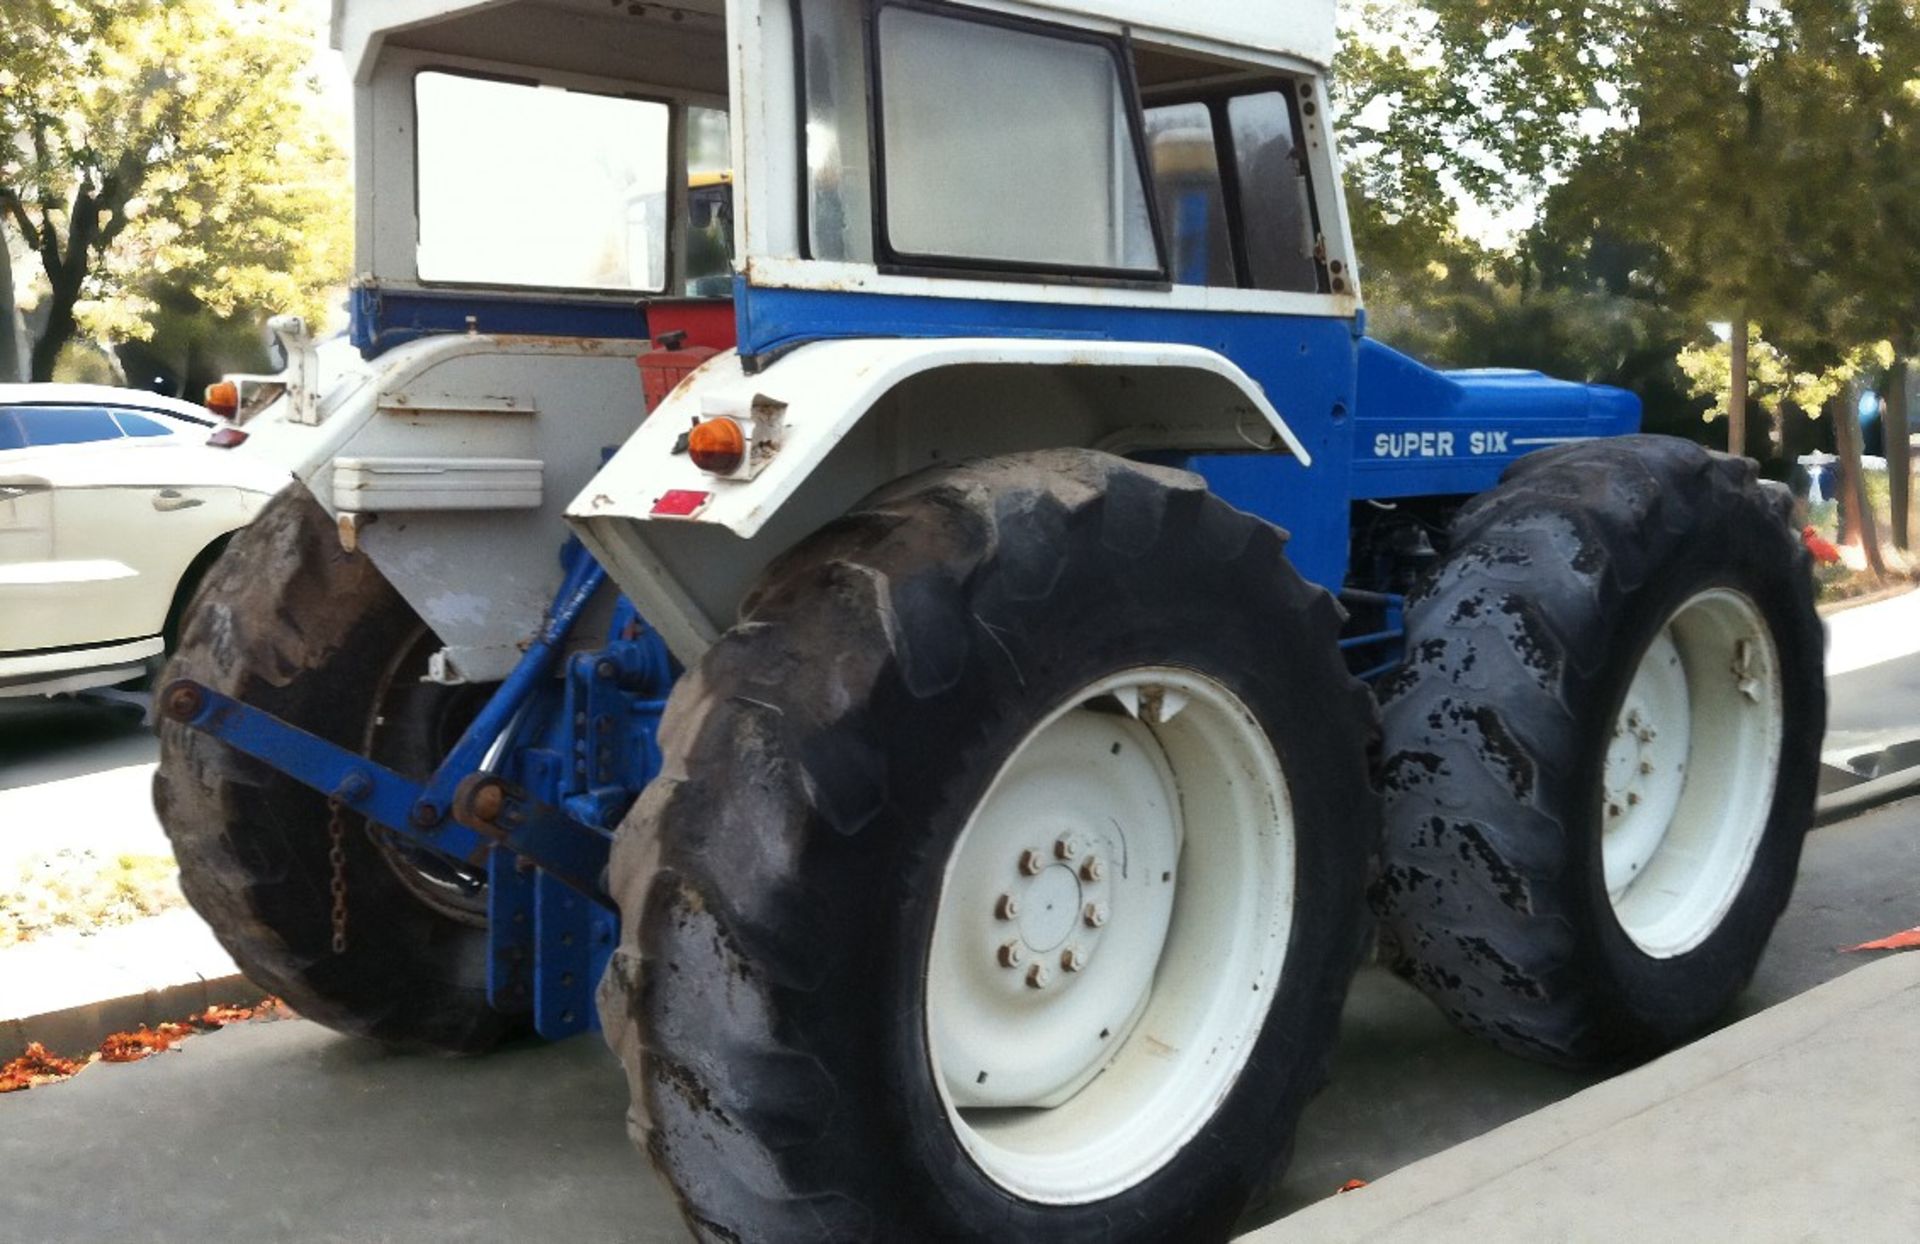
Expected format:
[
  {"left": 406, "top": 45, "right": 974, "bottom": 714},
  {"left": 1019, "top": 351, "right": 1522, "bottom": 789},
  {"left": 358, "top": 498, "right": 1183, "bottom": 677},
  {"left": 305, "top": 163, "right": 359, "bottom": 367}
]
[{"left": 0, "top": 0, "right": 347, "bottom": 381}]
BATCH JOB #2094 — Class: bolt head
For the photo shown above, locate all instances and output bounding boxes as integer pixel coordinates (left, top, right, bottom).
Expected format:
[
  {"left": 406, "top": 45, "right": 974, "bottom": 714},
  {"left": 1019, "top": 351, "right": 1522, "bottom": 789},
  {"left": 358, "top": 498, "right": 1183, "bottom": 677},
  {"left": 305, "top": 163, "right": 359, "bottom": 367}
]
[
  {"left": 1607, "top": 802, "right": 1623, "bottom": 819},
  {"left": 1025, "top": 963, "right": 1052, "bottom": 989},
  {"left": 1639, "top": 760, "right": 1655, "bottom": 775},
  {"left": 162, "top": 682, "right": 205, "bottom": 721},
  {"left": 1054, "top": 837, "right": 1078, "bottom": 860},
  {"left": 1627, "top": 791, "right": 1641, "bottom": 807},
  {"left": 1061, "top": 946, "right": 1087, "bottom": 972},
  {"left": 1080, "top": 856, "right": 1104, "bottom": 882},
  {"left": 470, "top": 782, "right": 506, "bottom": 823},
  {"left": 995, "top": 894, "right": 1019, "bottom": 921},
  {"left": 1019, "top": 849, "right": 1045, "bottom": 876},
  {"left": 998, "top": 941, "right": 1025, "bottom": 969},
  {"left": 1084, "top": 902, "right": 1109, "bottom": 928}
]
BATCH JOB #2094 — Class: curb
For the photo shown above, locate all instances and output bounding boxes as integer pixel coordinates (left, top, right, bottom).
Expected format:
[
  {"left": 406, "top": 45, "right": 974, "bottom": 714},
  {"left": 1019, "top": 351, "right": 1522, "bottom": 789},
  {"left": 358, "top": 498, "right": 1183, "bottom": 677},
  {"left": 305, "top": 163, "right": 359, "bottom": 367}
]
[
  {"left": 1244, "top": 952, "right": 1920, "bottom": 1242},
  {"left": 1813, "top": 763, "right": 1920, "bottom": 827},
  {"left": 3, "top": 972, "right": 266, "bottom": 1063}
]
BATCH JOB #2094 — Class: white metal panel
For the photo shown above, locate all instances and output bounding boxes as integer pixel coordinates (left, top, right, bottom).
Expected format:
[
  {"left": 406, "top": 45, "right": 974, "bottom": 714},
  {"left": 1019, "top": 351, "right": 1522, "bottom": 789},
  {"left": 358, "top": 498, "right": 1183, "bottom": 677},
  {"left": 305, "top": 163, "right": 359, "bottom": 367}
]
[
  {"left": 333, "top": 456, "right": 545, "bottom": 511},
  {"left": 336, "top": 0, "right": 1337, "bottom": 77}
]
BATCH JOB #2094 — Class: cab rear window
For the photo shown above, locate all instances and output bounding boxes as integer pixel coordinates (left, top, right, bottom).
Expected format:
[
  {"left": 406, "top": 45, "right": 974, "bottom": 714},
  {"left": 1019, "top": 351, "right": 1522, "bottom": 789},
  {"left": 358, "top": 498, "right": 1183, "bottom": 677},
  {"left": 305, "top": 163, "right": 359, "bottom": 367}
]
[{"left": 413, "top": 72, "right": 673, "bottom": 292}]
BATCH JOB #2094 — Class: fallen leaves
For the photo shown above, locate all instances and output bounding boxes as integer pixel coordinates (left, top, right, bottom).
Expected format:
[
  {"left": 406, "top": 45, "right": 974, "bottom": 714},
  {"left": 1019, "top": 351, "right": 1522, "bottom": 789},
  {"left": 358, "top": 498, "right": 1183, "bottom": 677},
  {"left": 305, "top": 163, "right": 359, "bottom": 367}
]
[
  {"left": 0, "top": 997, "right": 290, "bottom": 1094},
  {"left": 1843, "top": 925, "right": 1920, "bottom": 953},
  {"left": 0, "top": 1043, "right": 85, "bottom": 1093},
  {"left": 98, "top": 1023, "right": 196, "bottom": 1063}
]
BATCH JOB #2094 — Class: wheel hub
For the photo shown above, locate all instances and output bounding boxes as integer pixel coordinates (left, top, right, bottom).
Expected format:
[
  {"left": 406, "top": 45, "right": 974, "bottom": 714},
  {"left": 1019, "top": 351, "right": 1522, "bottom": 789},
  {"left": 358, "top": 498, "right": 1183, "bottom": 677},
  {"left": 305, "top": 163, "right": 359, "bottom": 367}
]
[
  {"left": 926, "top": 667, "right": 1295, "bottom": 1205},
  {"left": 1602, "top": 589, "right": 1784, "bottom": 958},
  {"left": 997, "top": 835, "right": 1112, "bottom": 983}
]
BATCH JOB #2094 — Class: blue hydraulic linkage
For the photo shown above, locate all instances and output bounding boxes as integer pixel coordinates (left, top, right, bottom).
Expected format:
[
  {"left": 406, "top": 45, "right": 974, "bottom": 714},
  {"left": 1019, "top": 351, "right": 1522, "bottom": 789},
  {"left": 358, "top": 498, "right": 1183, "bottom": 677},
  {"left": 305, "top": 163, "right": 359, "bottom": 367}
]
[{"left": 160, "top": 539, "right": 674, "bottom": 1040}]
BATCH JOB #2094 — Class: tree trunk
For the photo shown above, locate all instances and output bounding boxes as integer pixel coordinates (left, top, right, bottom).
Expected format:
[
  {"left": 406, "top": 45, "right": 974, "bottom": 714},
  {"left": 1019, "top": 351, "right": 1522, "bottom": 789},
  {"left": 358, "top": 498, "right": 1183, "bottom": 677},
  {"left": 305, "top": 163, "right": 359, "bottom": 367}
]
[
  {"left": 1833, "top": 388, "right": 1887, "bottom": 581},
  {"left": 28, "top": 270, "right": 79, "bottom": 382},
  {"left": 1888, "top": 358, "right": 1912, "bottom": 551},
  {"left": 1728, "top": 316, "right": 1748, "bottom": 458},
  {"left": 0, "top": 226, "right": 19, "bottom": 384}
]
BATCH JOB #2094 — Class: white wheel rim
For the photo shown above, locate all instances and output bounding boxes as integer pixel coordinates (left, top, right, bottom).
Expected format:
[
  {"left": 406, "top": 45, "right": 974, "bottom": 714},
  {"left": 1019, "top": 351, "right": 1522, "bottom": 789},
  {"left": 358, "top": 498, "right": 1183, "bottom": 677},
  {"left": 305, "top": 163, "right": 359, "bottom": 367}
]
[
  {"left": 926, "top": 668, "right": 1294, "bottom": 1204},
  {"left": 1603, "top": 588, "right": 1784, "bottom": 958}
]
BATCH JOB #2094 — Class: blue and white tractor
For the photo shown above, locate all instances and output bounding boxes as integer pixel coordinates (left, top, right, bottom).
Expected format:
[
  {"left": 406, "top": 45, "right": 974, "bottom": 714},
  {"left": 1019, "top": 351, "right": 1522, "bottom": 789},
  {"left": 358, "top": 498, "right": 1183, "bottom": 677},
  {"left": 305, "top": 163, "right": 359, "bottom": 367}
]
[{"left": 155, "top": 1, "right": 1824, "bottom": 1238}]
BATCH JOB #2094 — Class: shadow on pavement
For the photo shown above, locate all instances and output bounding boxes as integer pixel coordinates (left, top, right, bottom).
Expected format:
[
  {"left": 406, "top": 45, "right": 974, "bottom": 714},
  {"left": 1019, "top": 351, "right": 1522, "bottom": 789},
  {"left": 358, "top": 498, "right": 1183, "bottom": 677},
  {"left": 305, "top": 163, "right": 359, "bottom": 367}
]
[{"left": 0, "top": 698, "right": 156, "bottom": 791}]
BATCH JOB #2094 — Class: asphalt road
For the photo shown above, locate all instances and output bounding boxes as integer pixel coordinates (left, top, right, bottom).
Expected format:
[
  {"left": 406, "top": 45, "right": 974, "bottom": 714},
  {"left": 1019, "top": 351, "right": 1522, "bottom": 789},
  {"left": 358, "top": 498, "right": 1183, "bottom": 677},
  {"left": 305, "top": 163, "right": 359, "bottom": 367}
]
[{"left": 1, "top": 649, "right": 1917, "bottom": 1243}]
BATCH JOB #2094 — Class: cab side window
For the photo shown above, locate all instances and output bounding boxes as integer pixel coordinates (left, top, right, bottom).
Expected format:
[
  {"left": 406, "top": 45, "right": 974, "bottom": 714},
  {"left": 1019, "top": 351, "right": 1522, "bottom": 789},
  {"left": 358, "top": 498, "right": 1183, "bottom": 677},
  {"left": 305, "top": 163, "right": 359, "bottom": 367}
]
[
  {"left": 1142, "top": 86, "right": 1324, "bottom": 294},
  {"left": 1229, "top": 93, "right": 1320, "bottom": 293}
]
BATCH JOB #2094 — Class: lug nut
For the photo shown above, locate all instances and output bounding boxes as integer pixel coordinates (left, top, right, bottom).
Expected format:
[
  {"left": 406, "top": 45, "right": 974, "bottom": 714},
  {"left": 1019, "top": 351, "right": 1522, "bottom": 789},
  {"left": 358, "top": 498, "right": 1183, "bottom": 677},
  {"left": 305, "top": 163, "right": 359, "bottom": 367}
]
[
  {"left": 1061, "top": 946, "right": 1087, "bottom": 973},
  {"left": 1607, "top": 802, "right": 1623, "bottom": 819},
  {"left": 1054, "top": 837, "right": 1078, "bottom": 860},
  {"left": 995, "top": 894, "right": 1020, "bottom": 921},
  {"left": 1627, "top": 791, "right": 1641, "bottom": 806},
  {"left": 998, "top": 941, "right": 1025, "bottom": 969},
  {"left": 1080, "top": 856, "right": 1104, "bottom": 882},
  {"left": 1084, "top": 902, "right": 1109, "bottom": 928},
  {"left": 1019, "top": 849, "right": 1045, "bottom": 876},
  {"left": 1026, "top": 963, "right": 1052, "bottom": 989},
  {"left": 1639, "top": 760, "right": 1655, "bottom": 775}
]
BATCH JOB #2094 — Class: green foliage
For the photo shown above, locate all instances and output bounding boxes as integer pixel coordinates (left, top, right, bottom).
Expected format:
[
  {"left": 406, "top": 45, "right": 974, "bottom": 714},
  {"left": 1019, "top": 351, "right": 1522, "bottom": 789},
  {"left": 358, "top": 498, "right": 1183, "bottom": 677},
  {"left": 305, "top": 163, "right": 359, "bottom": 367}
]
[
  {"left": 0, "top": 0, "right": 348, "bottom": 380},
  {"left": 1338, "top": 0, "right": 1920, "bottom": 464}
]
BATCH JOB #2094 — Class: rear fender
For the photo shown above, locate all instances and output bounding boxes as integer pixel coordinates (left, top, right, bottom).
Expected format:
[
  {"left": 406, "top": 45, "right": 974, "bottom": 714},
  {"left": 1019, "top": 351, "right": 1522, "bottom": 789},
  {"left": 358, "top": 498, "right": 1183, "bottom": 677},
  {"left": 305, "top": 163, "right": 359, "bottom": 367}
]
[{"left": 566, "top": 337, "right": 1310, "bottom": 664}]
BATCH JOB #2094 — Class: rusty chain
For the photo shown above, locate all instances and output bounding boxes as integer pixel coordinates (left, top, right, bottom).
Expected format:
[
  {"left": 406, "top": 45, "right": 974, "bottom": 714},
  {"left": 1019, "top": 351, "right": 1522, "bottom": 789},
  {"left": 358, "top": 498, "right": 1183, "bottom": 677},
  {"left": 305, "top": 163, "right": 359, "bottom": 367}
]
[{"left": 326, "top": 795, "right": 349, "bottom": 955}]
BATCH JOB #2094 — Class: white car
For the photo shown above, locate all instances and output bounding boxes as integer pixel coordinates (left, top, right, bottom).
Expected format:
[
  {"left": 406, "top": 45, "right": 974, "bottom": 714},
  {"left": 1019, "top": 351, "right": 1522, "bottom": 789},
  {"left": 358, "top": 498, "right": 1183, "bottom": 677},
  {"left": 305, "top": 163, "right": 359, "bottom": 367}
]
[{"left": 0, "top": 385, "right": 290, "bottom": 698}]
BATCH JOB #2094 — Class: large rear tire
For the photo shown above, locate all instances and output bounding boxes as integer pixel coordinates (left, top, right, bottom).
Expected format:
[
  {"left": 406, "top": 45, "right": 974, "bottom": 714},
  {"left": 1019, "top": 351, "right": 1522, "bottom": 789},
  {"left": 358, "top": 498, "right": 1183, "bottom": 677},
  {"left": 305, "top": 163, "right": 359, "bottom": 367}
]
[
  {"left": 599, "top": 450, "right": 1379, "bottom": 1242},
  {"left": 154, "top": 485, "right": 519, "bottom": 1053},
  {"left": 1373, "top": 435, "right": 1823, "bottom": 1067}
]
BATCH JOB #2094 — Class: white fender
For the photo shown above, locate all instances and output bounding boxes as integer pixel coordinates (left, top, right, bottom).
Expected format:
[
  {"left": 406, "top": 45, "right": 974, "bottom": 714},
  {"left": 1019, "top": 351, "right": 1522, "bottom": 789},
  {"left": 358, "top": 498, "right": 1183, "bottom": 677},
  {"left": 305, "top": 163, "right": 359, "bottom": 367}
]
[
  {"left": 568, "top": 336, "right": 1309, "bottom": 540},
  {"left": 566, "top": 336, "right": 1311, "bottom": 663}
]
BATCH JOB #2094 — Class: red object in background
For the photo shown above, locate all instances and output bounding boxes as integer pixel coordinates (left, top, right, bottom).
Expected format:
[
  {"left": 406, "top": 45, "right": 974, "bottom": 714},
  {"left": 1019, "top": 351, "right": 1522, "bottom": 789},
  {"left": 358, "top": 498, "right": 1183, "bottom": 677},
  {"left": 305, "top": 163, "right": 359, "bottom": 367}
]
[
  {"left": 1803, "top": 526, "right": 1842, "bottom": 565},
  {"left": 647, "top": 299, "right": 736, "bottom": 351},
  {"left": 636, "top": 299, "right": 738, "bottom": 414},
  {"left": 1844, "top": 924, "right": 1920, "bottom": 952}
]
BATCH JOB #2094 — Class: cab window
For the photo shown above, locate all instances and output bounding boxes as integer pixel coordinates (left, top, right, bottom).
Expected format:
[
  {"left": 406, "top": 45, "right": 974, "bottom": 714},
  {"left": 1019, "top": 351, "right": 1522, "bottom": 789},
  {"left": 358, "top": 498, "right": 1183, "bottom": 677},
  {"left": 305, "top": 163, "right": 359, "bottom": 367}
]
[
  {"left": 872, "top": 6, "right": 1159, "bottom": 276},
  {"left": 414, "top": 71, "right": 672, "bottom": 292},
  {"left": 1141, "top": 87, "right": 1325, "bottom": 294}
]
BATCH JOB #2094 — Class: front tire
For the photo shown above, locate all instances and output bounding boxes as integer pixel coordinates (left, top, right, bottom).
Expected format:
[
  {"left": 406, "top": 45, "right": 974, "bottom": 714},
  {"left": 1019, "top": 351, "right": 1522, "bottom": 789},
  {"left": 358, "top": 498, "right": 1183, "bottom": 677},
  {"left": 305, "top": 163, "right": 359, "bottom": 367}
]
[
  {"left": 600, "top": 450, "right": 1379, "bottom": 1241},
  {"left": 1373, "top": 435, "right": 1823, "bottom": 1067}
]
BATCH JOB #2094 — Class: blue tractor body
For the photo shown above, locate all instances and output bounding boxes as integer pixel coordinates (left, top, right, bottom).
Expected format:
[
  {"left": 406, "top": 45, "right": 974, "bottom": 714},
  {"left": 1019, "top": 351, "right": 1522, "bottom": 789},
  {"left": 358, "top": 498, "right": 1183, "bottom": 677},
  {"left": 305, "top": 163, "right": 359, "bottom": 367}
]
[{"left": 168, "top": 282, "right": 1641, "bottom": 1040}]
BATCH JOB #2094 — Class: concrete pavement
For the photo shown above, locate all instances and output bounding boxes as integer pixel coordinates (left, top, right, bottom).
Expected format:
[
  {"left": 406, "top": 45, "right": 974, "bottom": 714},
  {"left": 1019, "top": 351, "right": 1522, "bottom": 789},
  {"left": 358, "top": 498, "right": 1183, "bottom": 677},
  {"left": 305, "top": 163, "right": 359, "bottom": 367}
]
[{"left": 1250, "top": 950, "right": 1920, "bottom": 1244}]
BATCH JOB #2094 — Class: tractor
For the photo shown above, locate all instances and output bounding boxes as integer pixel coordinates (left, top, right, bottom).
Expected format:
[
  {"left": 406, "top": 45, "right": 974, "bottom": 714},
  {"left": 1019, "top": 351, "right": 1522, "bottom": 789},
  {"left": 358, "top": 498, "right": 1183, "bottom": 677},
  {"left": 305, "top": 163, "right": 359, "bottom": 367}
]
[{"left": 155, "top": 1, "right": 1824, "bottom": 1239}]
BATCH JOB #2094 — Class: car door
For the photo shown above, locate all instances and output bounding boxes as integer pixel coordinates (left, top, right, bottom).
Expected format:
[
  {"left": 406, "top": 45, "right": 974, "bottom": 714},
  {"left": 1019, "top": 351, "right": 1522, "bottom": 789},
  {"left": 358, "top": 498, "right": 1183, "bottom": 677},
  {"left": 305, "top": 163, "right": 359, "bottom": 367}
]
[{"left": 2, "top": 404, "right": 228, "bottom": 651}]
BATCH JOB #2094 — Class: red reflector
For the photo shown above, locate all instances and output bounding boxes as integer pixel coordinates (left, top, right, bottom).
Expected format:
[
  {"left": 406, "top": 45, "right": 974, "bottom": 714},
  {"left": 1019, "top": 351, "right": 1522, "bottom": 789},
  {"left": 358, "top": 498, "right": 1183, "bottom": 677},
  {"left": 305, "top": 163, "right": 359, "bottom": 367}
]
[
  {"left": 651, "top": 489, "right": 712, "bottom": 519},
  {"left": 206, "top": 426, "right": 248, "bottom": 448}
]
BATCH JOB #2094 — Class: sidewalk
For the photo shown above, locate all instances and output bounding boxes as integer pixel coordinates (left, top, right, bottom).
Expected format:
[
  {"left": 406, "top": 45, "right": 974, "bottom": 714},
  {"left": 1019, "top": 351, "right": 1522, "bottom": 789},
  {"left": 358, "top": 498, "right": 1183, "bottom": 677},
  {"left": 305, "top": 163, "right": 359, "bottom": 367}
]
[
  {"left": 0, "top": 910, "right": 259, "bottom": 1059},
  {"left": 1248, "top": 951, "right": 1920, "bottom": 1243}
]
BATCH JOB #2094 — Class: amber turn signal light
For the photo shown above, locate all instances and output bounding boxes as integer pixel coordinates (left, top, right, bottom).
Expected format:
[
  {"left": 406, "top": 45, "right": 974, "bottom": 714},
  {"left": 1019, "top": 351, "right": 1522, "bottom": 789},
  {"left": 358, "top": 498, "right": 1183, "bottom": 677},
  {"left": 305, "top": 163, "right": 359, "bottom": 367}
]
[
  {"left": 687, "top": 416, "right": 747, "bottom": 476},
  {"left": 204, "top": 380, "right": 239, "bottom": 421}
]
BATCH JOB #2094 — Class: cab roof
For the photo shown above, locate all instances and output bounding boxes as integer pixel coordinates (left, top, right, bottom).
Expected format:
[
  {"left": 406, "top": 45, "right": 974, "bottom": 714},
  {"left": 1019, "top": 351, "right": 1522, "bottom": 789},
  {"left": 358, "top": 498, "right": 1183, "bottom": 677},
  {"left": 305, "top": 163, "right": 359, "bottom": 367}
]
[{"left": 331, "top": 0, "right": 1337, "bottom": 84}]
